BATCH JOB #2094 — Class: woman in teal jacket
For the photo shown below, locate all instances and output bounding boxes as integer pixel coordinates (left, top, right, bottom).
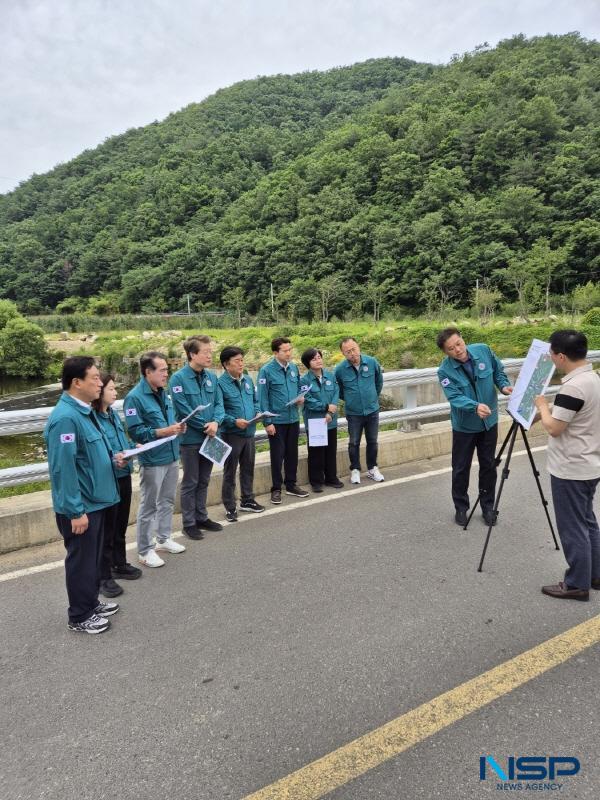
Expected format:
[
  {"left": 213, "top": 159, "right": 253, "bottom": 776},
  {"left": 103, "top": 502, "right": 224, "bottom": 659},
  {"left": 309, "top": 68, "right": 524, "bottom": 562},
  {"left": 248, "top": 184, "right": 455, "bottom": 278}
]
[
  {"left": 93, "top": 373, "right": 142, "bottom": 597},
  {"left": 300, "top": 348, "right": 344, "bottom": 492}
]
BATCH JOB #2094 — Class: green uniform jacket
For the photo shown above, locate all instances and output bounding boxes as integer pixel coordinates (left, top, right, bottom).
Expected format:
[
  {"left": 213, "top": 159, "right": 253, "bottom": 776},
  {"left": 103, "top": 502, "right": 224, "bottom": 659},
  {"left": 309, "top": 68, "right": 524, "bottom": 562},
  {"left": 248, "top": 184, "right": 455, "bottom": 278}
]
[
  {"left": 123, "top": 377, "right": 180, "bottom": 466},
  {"left": 334, "top": 355, "right": 383, "bottom": 417},
  {"left": 301, "top": 369, "right": 339, "bottom": 430},
  {"left": 168, "top": 364, "right": 225, "bottom": 446},
  {"left": 257, "top": 358, "right": 302, "bottom": 424},
  {"left": 437, "top": 343, "right": 511, "bottom": 433},
  {"left": 96, "top": 407, "right": 134, "bottom": 479},
  {"left": 44, "top": 392, "right": 120, "bottom": 519},
  {"left": 218, "top": 371, "right": 260, "bottom": 438}
]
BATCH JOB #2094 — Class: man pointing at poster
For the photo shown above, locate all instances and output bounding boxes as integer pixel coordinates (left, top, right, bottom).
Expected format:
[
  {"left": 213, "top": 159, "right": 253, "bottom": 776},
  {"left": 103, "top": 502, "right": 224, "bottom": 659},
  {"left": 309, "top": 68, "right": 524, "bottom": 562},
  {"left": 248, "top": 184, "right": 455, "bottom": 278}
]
[{"left": 437, "top": 328, "right": 512, "bottom": 527}]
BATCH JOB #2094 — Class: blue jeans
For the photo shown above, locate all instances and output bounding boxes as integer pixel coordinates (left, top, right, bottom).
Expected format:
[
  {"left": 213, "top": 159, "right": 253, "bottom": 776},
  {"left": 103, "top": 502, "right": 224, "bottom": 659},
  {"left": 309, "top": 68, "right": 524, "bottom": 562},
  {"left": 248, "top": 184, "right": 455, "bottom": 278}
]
[
  {"left": 550, "top": 475, "right": 600, "bottom": 590},
  {"left": 346, "top": 412, "right": 379, "bottom": 471}
]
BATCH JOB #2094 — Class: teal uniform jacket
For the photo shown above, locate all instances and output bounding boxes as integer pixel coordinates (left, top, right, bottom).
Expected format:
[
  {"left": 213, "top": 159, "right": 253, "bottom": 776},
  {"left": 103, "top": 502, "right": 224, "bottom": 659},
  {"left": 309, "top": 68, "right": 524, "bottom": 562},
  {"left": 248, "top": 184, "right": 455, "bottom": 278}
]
[
  {"left": 437, "top": 343, "right": 511, "bottom": 433},
  {"left": 257, "top": 358, "right": 302, "bottom": 424},
  {"left": 44, "top": 392, "right": 120, "bottom": 518},
  {"left": 334, "top": 355, "right": 383, "bottom": 416},
  {"left": 96, "top": 407, "right": 134, "bottom": 479},
  {"left": 168, "top": 363, "right": 225, "bottom": 446},
  {"left": 301, "top": 369, "right": 339, "bottom": 430},
  {"left": 218, "top": 371, "right": 260, "bottom": 438},
  {"left": 123, "top": 377, "right": 180, "bottom": 466}
]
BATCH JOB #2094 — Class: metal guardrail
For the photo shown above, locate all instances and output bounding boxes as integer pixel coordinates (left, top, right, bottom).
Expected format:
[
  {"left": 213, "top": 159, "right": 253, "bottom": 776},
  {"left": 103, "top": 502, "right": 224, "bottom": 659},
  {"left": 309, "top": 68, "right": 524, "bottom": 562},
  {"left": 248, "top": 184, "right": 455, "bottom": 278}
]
[{"left": 1, "top": 353, "right": 599, "bottom": 488}]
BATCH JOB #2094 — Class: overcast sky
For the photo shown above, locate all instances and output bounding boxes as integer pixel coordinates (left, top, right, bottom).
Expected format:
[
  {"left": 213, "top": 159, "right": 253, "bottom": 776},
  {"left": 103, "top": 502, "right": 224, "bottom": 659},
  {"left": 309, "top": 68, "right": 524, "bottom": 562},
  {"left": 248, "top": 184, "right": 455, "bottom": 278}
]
[{"left": 1, "top": 0, "right": 599, "bottom": 194}]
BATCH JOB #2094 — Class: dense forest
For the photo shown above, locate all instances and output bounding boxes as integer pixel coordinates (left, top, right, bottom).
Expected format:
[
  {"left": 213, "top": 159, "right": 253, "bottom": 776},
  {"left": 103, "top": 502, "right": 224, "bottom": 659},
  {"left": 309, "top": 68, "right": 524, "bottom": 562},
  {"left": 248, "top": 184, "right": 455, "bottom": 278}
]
[{"left": 0, "top": 33, "right": 599, "bottom": 319}]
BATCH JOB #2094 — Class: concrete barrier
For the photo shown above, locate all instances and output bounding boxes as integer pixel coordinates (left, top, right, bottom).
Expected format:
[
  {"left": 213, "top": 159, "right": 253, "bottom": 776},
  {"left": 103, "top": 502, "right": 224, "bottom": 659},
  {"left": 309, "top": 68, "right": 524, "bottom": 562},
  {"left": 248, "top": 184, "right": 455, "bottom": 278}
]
[{"left": 0, "top": 417, "right": 545, "bottom": 555}]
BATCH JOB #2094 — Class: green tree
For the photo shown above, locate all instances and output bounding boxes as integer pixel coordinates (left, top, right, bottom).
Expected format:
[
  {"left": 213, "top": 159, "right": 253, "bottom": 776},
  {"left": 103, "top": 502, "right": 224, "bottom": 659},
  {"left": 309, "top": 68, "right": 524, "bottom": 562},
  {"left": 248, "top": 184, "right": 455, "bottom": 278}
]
[
  {"left": 0, "top": 317, "right": 48, "bottom": 377},
  {"left": 0, "top": 299, "right": 20, "bottom": 330}
]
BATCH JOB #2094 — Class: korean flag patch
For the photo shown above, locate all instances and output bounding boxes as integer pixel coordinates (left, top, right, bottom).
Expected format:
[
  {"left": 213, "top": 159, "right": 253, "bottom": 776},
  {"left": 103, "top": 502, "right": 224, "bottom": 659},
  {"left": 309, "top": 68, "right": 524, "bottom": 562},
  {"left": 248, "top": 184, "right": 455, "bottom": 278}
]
[
  {"left": 259, "top": 378, "right": 267, "bottom": 384},
  {"left": 441, "top": 378, "right": 450, "bottom": 387},
  {"left": 326, "top": 380, "right": 332, "bottom": 386},
  {"left": 60, "top": 433, "right": 75, "bottom": 443},
  {"left": 172, "top": 385, "right": 183, "bottom": 394},
  {"left": 125, "top": 407, "right": 137, "bottom": 417},
  {"left": 478, "top": 362, "right": 486, "bottom": 370},
  {"left": 363, "top": 365, "right": 369, "bottom": 372}
]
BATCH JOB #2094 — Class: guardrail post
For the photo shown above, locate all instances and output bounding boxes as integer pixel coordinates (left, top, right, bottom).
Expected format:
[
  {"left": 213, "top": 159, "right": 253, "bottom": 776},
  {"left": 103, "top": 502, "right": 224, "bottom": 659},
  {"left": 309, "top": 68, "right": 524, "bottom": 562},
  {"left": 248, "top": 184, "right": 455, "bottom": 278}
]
[{"left": 400, "top": 385, "right": 420, "bottom": 432}]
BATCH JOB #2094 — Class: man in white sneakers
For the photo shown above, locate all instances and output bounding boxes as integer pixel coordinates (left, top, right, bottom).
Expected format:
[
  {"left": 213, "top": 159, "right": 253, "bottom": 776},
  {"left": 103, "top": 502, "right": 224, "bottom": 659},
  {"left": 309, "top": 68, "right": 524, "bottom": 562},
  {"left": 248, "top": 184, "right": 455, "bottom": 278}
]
[
  {"left": 334, "top": 338, "right": 385, "bottom": 484},
  {"left": 124, "top": 352, "right": 187, "bottom": 567}
]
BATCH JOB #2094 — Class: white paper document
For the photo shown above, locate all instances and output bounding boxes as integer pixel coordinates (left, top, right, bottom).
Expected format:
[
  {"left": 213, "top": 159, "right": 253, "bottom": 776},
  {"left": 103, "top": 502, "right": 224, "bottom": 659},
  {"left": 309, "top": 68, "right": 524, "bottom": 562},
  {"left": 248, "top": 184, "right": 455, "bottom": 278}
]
[
  {"left": 307, "top": 417, "right": 328, "bottom": 447},
  {"left": 285, "top": 385, "right": 312, "bottom": 407},
  {"left": 247, "top": 411, "right": 279, "bottom": 424},
  {"left": 120, "top": 435, "right": 177, "bottom": 459},
  {"left": 199, "top": 435, "right": 232, "bottom": 467},
  {"left": 180, "top": 404, "right": 211, "bottom": 424},
  {"left": 507, "top": 339, "right": 556, "bottom": 430}
]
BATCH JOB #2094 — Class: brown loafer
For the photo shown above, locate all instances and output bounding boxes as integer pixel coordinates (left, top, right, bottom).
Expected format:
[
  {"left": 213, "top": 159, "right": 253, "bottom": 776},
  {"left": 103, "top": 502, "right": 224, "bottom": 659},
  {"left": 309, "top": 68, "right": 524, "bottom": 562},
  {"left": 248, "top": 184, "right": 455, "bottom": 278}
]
[{"left": 541, "top": 581, "right": 589, "bottom": 601}]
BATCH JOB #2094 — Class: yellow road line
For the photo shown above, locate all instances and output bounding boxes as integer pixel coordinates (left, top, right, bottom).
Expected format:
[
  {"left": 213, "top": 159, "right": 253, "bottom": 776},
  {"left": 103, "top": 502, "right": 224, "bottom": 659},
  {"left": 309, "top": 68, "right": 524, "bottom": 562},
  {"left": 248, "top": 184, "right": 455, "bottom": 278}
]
[{"left": 243, "top": 614, "right": 600, "bottom": 800}]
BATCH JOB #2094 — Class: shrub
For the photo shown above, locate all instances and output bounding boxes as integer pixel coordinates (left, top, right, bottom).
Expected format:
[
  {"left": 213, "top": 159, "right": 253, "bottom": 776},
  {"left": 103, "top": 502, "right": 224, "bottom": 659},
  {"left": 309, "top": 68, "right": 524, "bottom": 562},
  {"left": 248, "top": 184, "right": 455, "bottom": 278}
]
[
  {"left": 582, "top": 307, "right": 600, "bottom": 326},
  {"left": 0, "top": 317, "right": 49, "bottom": 376},
  {"left": 0, "top": 299, "right": 20, "bottom": 330}
]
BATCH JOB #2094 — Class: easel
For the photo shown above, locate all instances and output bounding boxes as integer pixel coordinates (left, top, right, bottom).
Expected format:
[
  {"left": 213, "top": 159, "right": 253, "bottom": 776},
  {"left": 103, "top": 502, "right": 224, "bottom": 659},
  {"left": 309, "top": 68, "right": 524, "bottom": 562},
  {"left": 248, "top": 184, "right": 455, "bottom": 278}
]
[{"left": 463, "top": 414, "right": 560, "bottom": 571}]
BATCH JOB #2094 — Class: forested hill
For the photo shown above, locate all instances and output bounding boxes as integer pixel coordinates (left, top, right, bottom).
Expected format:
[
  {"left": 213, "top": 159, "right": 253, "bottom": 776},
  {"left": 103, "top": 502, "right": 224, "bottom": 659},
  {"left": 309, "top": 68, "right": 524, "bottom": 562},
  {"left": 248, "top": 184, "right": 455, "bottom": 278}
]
[{"left": 0, "top": 34, "right": 599, "bottom": 318}]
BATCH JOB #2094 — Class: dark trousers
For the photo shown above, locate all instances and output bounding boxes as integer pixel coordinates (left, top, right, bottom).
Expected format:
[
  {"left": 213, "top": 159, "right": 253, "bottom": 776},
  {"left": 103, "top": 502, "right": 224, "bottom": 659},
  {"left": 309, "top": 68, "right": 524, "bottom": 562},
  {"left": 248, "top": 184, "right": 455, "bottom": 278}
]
[
  {"left": 347, "top": 412, "right": 379, "bottom": 471},
  {"left": 180, "top": 444, "right": 214, "bottom": 526},
  {"left": 551, "top": 475, "right": 600, "bottom": 590},
  {"left": 56, "top": 509, "right": 105, "bottom": 623},
  {"left": 269, "top": 422, "right": 299, "bottom": 490},
  {"left": 101, "top": 475, "right": 132, "bottom": 580},
  {"left": 221, "top": 433, "right": 256, "bottom": 511},
  {"left": 308, "top": 427, "right": 339, "bottom": 486},
  {"left": 451, "top": 425, "right": 498, "bottom": 513}
]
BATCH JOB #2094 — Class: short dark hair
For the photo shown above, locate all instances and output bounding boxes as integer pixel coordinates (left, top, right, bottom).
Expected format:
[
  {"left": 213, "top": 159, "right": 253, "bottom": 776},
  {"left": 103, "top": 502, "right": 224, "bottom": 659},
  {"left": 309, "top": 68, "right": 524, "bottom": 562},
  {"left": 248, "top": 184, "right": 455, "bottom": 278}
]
[
  {"left": 301, "top": 347, "right": 322, "bottom": 369},
  {"left": 339, "top": 337, "right": 358, "bottom": 350},
  {"left": 61, "top": 356, "right": 97, "bottom": 390},
  {"left": 220, "top": 346, "right": 244, "bottom": 366},
  {"left": 436, "top": 327, "right": 461, "bottom": 350},
  {"left": 91, "top": 372, "right": 116, "bottom": 412},
  {"left": 140, "top": 351, "right": 167, "bottom": 377},
  {"left": 271, "top": 337, "right": 291, "bottom": 353},
  {"left": 183, "top": 335, "right": 212, "bottom": 361},
  {"left": 549, "top": 329, "right": 588, "bottom": 361}
]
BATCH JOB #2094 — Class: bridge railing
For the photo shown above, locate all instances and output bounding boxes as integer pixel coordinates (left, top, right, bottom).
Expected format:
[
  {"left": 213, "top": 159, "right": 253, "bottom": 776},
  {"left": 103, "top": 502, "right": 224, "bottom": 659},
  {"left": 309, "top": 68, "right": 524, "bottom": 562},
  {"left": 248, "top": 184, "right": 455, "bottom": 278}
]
[{"left": 1, "top": 352, "right": 598, "bottom": 488}]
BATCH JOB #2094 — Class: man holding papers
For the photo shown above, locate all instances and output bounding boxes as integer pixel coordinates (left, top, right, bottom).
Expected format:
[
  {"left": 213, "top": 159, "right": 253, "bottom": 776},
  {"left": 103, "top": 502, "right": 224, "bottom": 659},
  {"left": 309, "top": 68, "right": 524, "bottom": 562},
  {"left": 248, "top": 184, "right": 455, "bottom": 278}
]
[
  {"left": 169, "top": 335, "right": 225, "bottom": 539},
  {"left": 300, "top": 348, "right": 343, "bottom": 493},
  {"left": 218, "top": 347, "right": 266, "bottom": 522},
  {"left": 257, "top": 337, "right": 309, "bottom": 504},
  {"left": 124, "top": 351, "right": 187, "bottom": 567}
]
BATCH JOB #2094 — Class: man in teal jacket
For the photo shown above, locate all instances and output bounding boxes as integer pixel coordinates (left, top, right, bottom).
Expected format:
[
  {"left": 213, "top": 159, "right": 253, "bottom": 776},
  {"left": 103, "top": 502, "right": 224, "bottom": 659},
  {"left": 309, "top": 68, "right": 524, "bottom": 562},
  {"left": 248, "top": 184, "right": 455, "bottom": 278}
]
[
  {"left": 218, "top": 346, "right": 265, "bottom": 521},
  {"left": 124, "top": 351, "right": 187, "bottom": 567},
  {"left": 335, "top": 337, "right": 385, "bottom": 484},
  {"left": 257, "top": 337, "right": 309, "bottom": 504},
  {"left": 44, "top": 356, "right": 122, "bottom": 634},
  {"left": 437, "top": 327, "right": 512, "bottom": 526},
  {"left": 169, "top": 335, "right": 225, "bottom": 538}
]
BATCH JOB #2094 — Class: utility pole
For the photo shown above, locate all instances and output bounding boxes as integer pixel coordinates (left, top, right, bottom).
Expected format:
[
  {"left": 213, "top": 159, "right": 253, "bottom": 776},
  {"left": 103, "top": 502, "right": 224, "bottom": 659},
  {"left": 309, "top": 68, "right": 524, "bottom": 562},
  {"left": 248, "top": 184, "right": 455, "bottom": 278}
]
[
  {"left": 270, "top": 283, "right": 275, "bottom": 317},
  {"left": 187, "top": 294, "right": 191, "bottom": 315}
]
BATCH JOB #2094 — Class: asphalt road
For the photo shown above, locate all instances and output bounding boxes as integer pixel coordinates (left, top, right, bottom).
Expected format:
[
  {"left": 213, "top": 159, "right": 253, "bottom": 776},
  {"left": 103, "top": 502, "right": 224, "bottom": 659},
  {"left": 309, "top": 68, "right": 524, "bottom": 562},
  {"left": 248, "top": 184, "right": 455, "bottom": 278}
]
[{"left": 1, "top": 445, "right": 599, "bottom": 800}]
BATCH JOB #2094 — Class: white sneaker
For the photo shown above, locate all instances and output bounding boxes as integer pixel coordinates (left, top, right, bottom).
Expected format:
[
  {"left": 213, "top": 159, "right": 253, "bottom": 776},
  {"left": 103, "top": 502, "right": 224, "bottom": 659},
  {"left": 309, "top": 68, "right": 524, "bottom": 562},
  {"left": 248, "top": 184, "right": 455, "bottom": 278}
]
[
  {"left": 155, "top": 538, "right": 186, "bottom": 554},
  {"left": 350, "top": 469, "right": 361, "bottom": 484},
  {"left": 138, "top": 549, "right": 165, "bottom": 568},
  {"left": 366, "top": 466, "right": 385, "bottom": 482}
]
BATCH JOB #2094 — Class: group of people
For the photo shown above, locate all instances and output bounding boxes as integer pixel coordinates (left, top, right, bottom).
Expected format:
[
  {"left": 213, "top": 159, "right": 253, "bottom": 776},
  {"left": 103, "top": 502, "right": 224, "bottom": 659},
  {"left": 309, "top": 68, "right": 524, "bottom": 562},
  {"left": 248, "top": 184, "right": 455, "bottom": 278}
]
[
  {"left": 43, "top": 326, "right": 599, "bottom": 635},
  {"left": 44, "top": 335, "right": 386, "bottom": 633}
]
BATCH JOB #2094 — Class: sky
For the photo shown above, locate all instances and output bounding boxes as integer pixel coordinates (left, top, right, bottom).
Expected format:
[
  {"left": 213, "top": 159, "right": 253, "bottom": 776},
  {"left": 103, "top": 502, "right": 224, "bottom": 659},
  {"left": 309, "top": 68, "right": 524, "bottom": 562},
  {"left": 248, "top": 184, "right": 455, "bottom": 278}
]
[{"left": 1, "top": 0, "right": 599, "bottom": 194}]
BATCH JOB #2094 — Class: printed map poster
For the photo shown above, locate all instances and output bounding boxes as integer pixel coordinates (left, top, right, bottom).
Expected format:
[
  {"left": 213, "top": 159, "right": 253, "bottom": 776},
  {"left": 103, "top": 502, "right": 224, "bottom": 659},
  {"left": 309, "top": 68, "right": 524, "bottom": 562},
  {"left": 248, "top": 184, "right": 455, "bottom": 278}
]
[{"left": 507, "top": 339, "right": 555, "bottom": 430}]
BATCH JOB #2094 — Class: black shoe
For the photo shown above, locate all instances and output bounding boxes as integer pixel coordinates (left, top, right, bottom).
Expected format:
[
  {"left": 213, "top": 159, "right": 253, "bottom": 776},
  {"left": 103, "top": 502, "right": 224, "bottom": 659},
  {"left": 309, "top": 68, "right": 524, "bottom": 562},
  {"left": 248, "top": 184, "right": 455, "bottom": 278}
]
[
  {"left": 482, "top": 510, "right": 497, "bottom": 526},
  {"left": 325, "top": 479, "right": 344, "bottom": 488},
  {"left": 239, "top": 500, "right": 265, "bottom": 513},
  {"left": 225, "top": 509, "right": 238, "bottom": 523},
  {"left": 271, "top": 489, "right": 282, "bottom": 504},
  {"left": 286, "top": 484, "right": 309, "bottom": 498},
  {"left": 197, "top": 518, "right": 223, "bottom": 532},
  {"left": 311, "top": 484, "right": 324, "bottom": 493},
  {"left": 592, "top": 578, "right": 600, "bottom": 590},
  {"left": 100, "top": 578, "right": 123, "bottom": 598},
  {"left": 455, "top": 510, "right": 468, "bottom": 526},
  {"left": 111, "top": 563, "right": 142, "bottom": 580},
  {"left": 183, "top": 526, "right": 204, "bottom": 540}
]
